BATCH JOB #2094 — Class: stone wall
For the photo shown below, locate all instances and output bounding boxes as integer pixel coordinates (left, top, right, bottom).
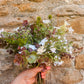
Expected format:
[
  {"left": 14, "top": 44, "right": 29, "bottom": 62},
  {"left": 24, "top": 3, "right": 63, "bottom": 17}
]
[
  {"left": 0, "top": 0, "right": 84, "bottom": 34},
  {"left": 0, "top": 0, "right": 84, "bottom": 84}
]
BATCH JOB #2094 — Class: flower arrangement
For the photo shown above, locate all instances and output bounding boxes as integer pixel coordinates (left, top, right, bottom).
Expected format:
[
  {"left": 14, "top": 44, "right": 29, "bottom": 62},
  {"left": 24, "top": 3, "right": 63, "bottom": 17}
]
[{"left": 0, "top": 15, "right": 74, "bottom": 83}]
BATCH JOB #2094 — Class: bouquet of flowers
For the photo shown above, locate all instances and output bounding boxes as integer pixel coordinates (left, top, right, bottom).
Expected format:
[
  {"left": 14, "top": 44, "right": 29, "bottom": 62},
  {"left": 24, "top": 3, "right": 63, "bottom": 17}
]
[{"left": 0, "top": 15, "right": 74, "bottom": 83}]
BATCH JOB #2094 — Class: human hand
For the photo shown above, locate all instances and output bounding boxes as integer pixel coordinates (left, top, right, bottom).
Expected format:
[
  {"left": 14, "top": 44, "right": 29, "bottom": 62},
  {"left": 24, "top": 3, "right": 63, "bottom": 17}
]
[
  {"left": 11, "top": 67, "right": 43, "bottom": 84},
  {"left": 11, "top": 66, "right": 51, "bottom": 84}
]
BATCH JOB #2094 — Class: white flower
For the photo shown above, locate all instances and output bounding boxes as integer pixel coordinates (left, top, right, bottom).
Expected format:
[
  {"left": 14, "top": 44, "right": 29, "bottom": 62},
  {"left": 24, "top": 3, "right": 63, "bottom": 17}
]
[
  {"left": 64, "top": 21, "right": 70, "bottom": 26},
  {"left": 53, "top": 26, "right": 60, "bottom": 29},
  {"left": 20, "top": 47, "right": 23, "bottom": 49},
  {"left": 10, "top": 33, "right": 15, "bottom": 35},
  {"left": 63, "top": 46, "right": 66, "bottom": 49},
  {"left": 54, "top": 62, "right": 58, "bottom": 66},
  {"left": 37, "top": 46, "right": 46, "bottom": 54},
  {"left": 68, "top": 27, "right": 74, "bottom": 33},
  {"left": 65, "top": 39, "right": 67, "bottom": 41},
  {"left": 58, "top": 61, "right": 64, "bottom": 65},
  {"left": 58, "top": 57, "right": 61, "bottom": 60},
  {"left": 64, "top": 41, "right": 67, "bottom": 44},
  {"left": 69, "top": 46, "right": 73, "bottom": 51},
  {"left": 66, "top": 49, "right": 68, "bottom": 52},
  {"left": 43, "top": 20, "right": 51, "bottom": 24},
  {"left": 54, "top": 55, "right": 58, "bottom": 59},
  {"left": 54, "top": 61, "right": 64, "bottom": 66},
  {"left": 68, "top": 46, "right": 73, "bottom": 54},
  {"left": 39, "top": 38, "right": 48, "bottom": 46},
  {"left": 58, "top": 36, "right": 61, "bottom": 39},
  {"left": 0, "top": 28, "right": 4, "bottom": 34},
  {"left": 63, "top": 37, "right": 66, "bottom": 40},
  {"left": 69, "top": 46, "right": 73, "bottom": 50},
  {"left": 29, "top": 45, "right": 37, "bottom": 50},
  {"left": 50, "top": 42, "right": 56, "bottom": 48},
  {"left": 69, "top": 51, "right": 72, "bottom": 54},
  {"left": 65, "top": 39, "right": 68, "bottom": 44},
  {"left": 18, "top": 51, "right": 22, "bottom": 54},
  {"left": 60, "top": 40, "right": 63, "bottom": 42},
  {"left": 13, "top": 27, "right": 19, "bottom": 31},
  {"left": 50, "top": 48, "right": 56, "bottom": 53}
]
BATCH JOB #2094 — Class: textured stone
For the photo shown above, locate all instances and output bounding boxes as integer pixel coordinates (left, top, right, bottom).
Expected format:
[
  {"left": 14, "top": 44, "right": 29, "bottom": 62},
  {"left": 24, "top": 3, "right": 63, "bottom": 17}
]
[
  {"left": 0, "top": 49, "right": 9, "bottom": 55},
  {"left": 73, "top": 42, "right": 82, "bottom": 48},
  {"left": 59, "top": 58, "right": 73, "bottom": 68},
  {"left": 29, "top": 0, "right": 43, "bottom": 2},
  {"left": 45, "top": 67, "right": 83, "bottom": 84},
  {"left": 0, "top": 61, "right": 12, "bottom": 71},
  {"left": 13, "top": 3, "right": 36, "bottom": 12},
  {"left": 0, "top": 0, "right": 13, "bottom": 5},
  {"left": 66, "top": 34, "right": 83, "bottom": 41},
  {"left": 0, "top": 7, "right": 8, "bottom": 16},
  {"left": 52, "top": 5, "right": 84, "bottom": 16},
  {"left": 75, "top": 54, "right": 84, "bottom": 69},
  {"left": 53, "top": 68, "right": 83, "bottom": 84},
  {"left": 65, "top": 0, "right": 84, "bottom": 4},
  {"left": 69, "top": 17, "right": 84, "bottom": 34},
  {"left": 0, "top": 49, "right": 13, "bottom": 71}
]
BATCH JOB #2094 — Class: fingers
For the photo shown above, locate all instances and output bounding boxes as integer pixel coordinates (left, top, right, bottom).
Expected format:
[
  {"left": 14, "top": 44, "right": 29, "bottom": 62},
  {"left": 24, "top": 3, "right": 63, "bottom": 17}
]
[
  {"left": 33, "top": 67, "right": 43, "bottom": 73},
  {"left": 41, "top": 66, "right": 51, "bottom": 79}
]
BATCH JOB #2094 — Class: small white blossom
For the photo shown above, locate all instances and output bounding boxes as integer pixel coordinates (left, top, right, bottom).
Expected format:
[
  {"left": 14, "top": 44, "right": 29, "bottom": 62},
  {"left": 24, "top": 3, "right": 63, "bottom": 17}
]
[
  {"left": 68, "top": 27, "right": 74, "bottom": 34},
  {"left": 54, "top": 55, "right": 58, "bottom": 59},
  {"left": 53, "top": 26, "right": 60, "bottom": 29},
  {"left": 50, "top": 48, "right": 56, "bottom": 53},
  {"left": 43, "top": 20, "right": 51, "bottom": 24},
  {"left": 68, "top": 46, "right": 73, "bottom": 54},
  {"left": 18, "top": 51, "right": 22, "bottom": 54},
  {"left": 58, "top": 61, "right": 64, "bottom": 65},
  {"left": 50, "top": 42, "right": 56, "bottom": 48},
  {"left": 69, "top": 51, "right": 72, "bottom": 54},
  {"left": 63, "top": 37, "right": 66, "bottom": 40},
  {"left": 0, "top": 28, "right": 4, "bottom": 34},
  {"left": 60, "top": 40, "right": 63, "bottom": 42},
  {"left": 13, "top": 27, "right": 19, "bottom": 31},
  {"left": 39, "top": 38, "right": 48, "bottom": 46},
  {"left": 54, "top": 62, "right": 57, "bottom": 66},
  {"left": 64, "top": 41, "right": 67, "bottom": 44},
  {"left": 63, "top": 46, "right": 66, "bottom": 49},
  {"left": 65, "top": 39, "right": 67, "bottom": 42},
  {"left": 54, "top": 61, "right": 64, "bottom": 66},
  {"left": 66, "top": 49, "right": 69, "bottom": 52},
  {"left": 64, "top": 21, "right": 70, "bottom": 26},
  {"left": 58, "top": 36, "right": 61, "bottom": 39},
  {"left": 58, "top": 57, "right": 61, "bottom": 60},
  {"left": 29, "top": 45, "right": 37, "bottom": 50},
  {"left": 37, "top": 46, "right": 46, "bottom": 54},
  {"left": 69, "top": 46, "right": 73, "bottom": 50},
  {"left": 21, "top": 47, "right": 23, "bottom": 49}
]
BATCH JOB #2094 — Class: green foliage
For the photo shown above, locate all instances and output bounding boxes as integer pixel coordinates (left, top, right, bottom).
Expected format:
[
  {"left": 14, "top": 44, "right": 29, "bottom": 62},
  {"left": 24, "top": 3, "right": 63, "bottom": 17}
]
[
  {"left": 27, "top": 54, "right": 37, "bottom": 64},
  {"left": 48, "top": 15, "right": 52, "bottom": 19}
]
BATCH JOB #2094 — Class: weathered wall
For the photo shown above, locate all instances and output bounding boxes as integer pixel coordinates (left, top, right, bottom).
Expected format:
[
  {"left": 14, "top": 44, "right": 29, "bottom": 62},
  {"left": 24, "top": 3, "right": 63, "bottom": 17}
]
[
  {"left": 0, "top": 0, "right": 84, "bottom": 84},
  {"left": 0, "top": 0, "right": 84, "bottom": 34}
]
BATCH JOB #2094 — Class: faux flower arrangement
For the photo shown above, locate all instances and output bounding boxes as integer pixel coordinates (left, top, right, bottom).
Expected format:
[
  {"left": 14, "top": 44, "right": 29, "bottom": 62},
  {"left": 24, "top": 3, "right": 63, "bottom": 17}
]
[{"left": 0, "top": 15, "right": 74, "bottom": 83}]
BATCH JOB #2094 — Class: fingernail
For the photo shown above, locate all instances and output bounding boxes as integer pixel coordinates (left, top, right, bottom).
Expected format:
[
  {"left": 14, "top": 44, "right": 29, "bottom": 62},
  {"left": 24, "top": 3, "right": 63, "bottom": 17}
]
[{"left": 46, "top": 66, "right": 51, "bottom": 70}]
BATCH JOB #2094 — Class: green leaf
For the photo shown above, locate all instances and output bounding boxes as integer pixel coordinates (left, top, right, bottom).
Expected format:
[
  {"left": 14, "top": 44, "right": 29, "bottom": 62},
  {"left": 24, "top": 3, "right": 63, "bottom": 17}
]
[{"left": 27, "top": 54, "right": 37, "bottom": 64}]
